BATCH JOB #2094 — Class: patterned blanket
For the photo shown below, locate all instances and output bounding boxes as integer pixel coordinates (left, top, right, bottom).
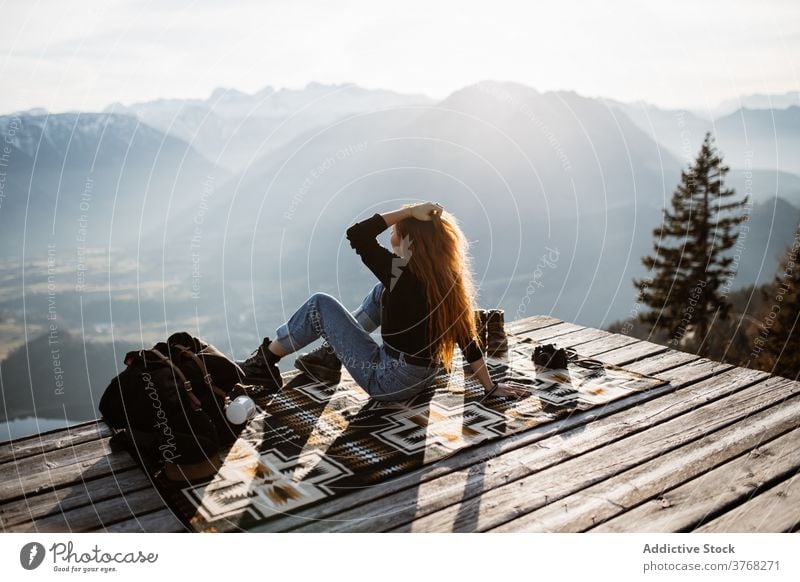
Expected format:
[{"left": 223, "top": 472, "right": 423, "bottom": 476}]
[{"left": 153, "top": 332, "right": 666, "bottom": 532}]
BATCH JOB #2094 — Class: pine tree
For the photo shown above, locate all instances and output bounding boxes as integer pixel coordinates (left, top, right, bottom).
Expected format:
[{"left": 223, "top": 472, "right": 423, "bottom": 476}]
[
  {"left": 633, "top": 131, "right": 748, "bottom": 355},
  {"left": 752, "top": 238, "right": 800, "bottom": 380}
]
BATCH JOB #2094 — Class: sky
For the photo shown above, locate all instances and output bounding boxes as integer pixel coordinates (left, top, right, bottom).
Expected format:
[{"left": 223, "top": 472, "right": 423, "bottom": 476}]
[{"left": 1, "top": 0, "right": 798, "bottom": 115}]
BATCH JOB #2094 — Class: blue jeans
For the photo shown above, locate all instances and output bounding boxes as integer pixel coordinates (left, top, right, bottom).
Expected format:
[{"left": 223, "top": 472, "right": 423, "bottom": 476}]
[{"left": 273, "top": 282, "right": 442, "bottom": 401}]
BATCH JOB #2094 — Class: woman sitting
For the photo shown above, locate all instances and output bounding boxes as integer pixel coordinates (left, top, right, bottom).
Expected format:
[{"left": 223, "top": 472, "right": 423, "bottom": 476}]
[{"left": 239, "top": 201, "right": 526, "bottom": 401}]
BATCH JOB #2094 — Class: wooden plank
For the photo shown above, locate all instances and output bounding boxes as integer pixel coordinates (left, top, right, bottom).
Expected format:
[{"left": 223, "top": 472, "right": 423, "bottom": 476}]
[
  {"left": 505, "top": 315, "right": 562, "bottom": 335},
  {"left": 592, "top": 428, "right": 800, "bottom": 532},
  {"left": 572, "top": 333, "right": 640, "bottom": 356},
  {"left": 523, "top": 322, "right": 585, "bottom": 342},
  {"left": 642, "top": 355, "right": 734, "bottom": 384},
  {"left": 545, "top": 332, "right": 667, "bottom": 363},
  {"left": 593, "top": 339, "right": 670, "bottom": 367},
  {"left": 502, "top": 327, "right": 605, "bottom": 358},
  {"left": 0, "top": 439, "right": 137, "bottom": 503},
  {"left": 543, "top": 329, "right": 621, "bottom": 353},
  {"left": 492, "top": 407, "right": 800, "bottom": 532},
  {"left": 0, "top": 420, "right": 111, "bottom": 465},
  {"left": 388, "top": 372, "right": 791, "bottom": 533},
  {"left": 253, "top": 351, "right": 722, "bottom": 532},
  {"left": 8, "top": 486, "right": 172, "bottom": 533},
  {"left": 626, "top": 350, "right": 699, "bottom": 377},
  {"left": 694, "top": 470, "right": 800, "bottom": 533},
  {"left": 283, "top": 361, "right": 763, "bottom": 532},
  {"left": 0, "top": 468, "right": 153, "bottom": 528},
  {"left": 536, "top": 326, "right": 610, "bottom": 348},
  {"left": 515, "top": 326, "right": 636, "bottom": 359},
  {"left": 99, "top": 508, "right": 188, "bottom": 533}
]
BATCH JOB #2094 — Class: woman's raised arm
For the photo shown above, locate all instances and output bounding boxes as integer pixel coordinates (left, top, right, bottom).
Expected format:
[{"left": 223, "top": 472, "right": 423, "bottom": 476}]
[{"left": 379, "top": 201, "right": 442, "bottom": 227}]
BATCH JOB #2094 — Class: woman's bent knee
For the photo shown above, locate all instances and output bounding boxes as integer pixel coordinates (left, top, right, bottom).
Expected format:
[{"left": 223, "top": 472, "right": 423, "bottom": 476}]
[{"left": 310, "top": 291, "right": 337, "bottom": 305}]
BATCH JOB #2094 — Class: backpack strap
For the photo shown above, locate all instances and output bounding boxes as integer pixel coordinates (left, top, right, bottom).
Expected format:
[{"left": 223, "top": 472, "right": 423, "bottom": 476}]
[
  {"left": 172, "top": 344, "right": 230, "bottom": 400},
  {"left": 149, "top": 348, "right": 203, "bottom": 411}
]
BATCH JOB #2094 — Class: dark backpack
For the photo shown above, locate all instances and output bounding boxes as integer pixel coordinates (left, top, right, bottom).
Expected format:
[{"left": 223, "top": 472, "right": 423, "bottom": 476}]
[{"left": 99, "top": 332, "right": 247, "bottom": 476}]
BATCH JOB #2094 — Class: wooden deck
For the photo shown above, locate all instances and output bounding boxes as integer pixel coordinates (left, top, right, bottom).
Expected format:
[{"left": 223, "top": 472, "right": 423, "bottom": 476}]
[{"left": 2, "top": 314, "right": 799, "bottom": 533}]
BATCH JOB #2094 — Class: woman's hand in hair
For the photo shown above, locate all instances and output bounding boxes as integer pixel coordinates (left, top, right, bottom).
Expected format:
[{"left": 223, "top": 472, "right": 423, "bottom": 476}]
[{"left": 410, "top": 202, "right": 443, "bottom": 221}]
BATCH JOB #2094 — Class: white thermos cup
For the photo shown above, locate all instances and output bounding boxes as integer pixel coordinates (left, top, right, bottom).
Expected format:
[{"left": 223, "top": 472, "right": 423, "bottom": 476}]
[{"left": 225, "top": 394, "right": 256, "bottom": 425}]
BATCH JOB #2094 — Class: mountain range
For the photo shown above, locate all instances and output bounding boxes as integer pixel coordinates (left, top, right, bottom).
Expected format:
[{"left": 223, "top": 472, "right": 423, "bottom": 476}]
[
  {"left": 105, "top": 82, "right": 434, "bottom": 173},
  {"left": 1, "top": 80, "right": 798, "bottom": 425},
  {"left": 608, "top": 99, "right": 800, "bottom": 175}
]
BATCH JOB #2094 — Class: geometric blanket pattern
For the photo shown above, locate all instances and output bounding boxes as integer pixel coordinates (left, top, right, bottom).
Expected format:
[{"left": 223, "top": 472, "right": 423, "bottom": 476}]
[{"left": 157, "top": 333, "right": 666, "bottom": 532}]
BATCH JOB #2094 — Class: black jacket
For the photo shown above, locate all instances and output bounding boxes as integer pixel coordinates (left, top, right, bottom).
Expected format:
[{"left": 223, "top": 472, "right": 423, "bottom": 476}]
[{"left": 346, "top": 213, "right": 483, "bottom": 363}]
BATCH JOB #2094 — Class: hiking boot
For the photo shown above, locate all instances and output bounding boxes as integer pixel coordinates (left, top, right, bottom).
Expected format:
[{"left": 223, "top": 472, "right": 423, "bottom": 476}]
[
  {"left": 486, "top": 309, "right": 509, "bottom": 357},
  {"left": 294, "top": 341, "right": 342, "bottom": 384},
  {"left": 237, "top": 337, "right": 283, "bottom": 391}
]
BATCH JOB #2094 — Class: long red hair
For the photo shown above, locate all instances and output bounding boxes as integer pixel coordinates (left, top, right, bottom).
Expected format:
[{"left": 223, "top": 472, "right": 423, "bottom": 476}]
[{"left": 394, "top": 205, "right": 480, "bottom": 372}]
